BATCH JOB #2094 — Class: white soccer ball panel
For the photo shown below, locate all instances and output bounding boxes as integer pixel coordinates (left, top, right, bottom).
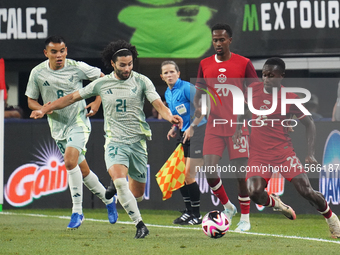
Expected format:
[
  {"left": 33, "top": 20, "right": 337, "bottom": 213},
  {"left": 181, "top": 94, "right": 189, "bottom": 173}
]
[{"left": 202, "top": 210, "right": 229, "bottom": 238}]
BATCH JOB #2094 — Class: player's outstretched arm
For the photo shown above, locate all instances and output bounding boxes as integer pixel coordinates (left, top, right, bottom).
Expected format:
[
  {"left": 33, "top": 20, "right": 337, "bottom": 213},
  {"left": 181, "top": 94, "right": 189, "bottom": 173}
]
[
  {"left": 30, "top": 91, "right": 83, "bottom": 119},
  {"left": 27, "top": 97, "right": 43, "bottom": 111},
  {"left": 85, "top": 72, "right": 105, "bottom": 117},
  {"left": 85, "top": 95, "right": 101, "bottom": 117},
  {"left": 27, "top": 97, "right": 53, "bottom": 115},
  {"left": 300, "top": 115, "right": 317, "bottom": 165},
  {"left": 152, "top": 98, "right": 183, "bottom": 129}
]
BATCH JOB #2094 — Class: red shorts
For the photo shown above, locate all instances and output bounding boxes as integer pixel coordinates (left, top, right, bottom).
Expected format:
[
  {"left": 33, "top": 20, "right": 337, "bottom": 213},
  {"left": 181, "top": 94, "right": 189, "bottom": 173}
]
[
  {"left": 203, "top": 133, "right": 249, "bottom": 160},
  {"left": 246, "top": 150, "right": 305, "bottom": 183}
]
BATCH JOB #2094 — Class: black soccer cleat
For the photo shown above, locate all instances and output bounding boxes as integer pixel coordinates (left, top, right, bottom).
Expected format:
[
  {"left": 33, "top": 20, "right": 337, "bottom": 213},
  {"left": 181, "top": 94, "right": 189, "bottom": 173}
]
[
  {"left": 134, "top": 221, "right": 149, "bottom": 239},
  {"left": 173, "top": 209, "right": 191, "bottom": 225},
  {"left": 105, "top": 179, "right": 117, "bottom": 200},
  {"left": 188, "top": 214, "right": 202, "bottom": 225}
]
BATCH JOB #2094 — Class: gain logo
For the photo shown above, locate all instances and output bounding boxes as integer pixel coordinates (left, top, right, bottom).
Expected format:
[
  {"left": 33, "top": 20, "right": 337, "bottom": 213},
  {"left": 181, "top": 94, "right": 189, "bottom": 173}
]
[
  {"left": 4, "top": 142, "right": 67, "bottom": 207},
  {"left": 319, "top": 130, "right": 340, "bottom": 205}
]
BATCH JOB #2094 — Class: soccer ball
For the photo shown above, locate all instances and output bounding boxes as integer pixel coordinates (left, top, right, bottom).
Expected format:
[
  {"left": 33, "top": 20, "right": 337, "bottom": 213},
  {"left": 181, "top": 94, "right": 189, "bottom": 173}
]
[{"left": 202, "top": 210, "right": 229, "bottom": 238}]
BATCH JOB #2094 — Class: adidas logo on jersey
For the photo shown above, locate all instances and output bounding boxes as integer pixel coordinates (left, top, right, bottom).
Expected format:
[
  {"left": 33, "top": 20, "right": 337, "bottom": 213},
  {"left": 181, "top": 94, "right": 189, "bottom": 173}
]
[
  {"left": 69, "top": 75, "right": 74, "bottom": 82},
  {"left": 43, "top": 81, "right": 50, "bottom": 86},
  {"left": 105, "top": 89, "right": 113, "bottom": 94}
]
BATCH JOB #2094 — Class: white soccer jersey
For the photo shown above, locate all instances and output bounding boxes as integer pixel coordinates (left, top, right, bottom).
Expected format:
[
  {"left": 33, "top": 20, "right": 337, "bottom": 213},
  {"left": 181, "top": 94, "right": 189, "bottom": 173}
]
[
  {"left": 79, "top": 71, "right": 160, "bottom": 145},
  {"left": 25, "top": 59, "right": 101, "bottom": 140}
]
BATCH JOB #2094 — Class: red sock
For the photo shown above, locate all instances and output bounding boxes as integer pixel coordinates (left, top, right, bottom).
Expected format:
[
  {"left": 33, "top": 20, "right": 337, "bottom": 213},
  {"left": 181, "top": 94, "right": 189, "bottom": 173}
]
[
  {"left": 210, "top": 178, "right": 229, "bottom": 205},
  {"left": 264, "top": 194, "right": 275, "bottom": 207},
  {"left": 238, "top": 195, "right": 250, "bottom": 214},
  {"left": 319, "top": 203, "right": 332, "bottom": 219}
]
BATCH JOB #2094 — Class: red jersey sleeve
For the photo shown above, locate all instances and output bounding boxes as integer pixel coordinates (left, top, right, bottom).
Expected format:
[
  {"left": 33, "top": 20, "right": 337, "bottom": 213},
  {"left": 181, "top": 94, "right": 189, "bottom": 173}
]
[
  {"left": 245, "top": 61, "right": 260, "bottom": 87},
  {"left": 195, "top": 62, "right": 207, "bottom": 89}
]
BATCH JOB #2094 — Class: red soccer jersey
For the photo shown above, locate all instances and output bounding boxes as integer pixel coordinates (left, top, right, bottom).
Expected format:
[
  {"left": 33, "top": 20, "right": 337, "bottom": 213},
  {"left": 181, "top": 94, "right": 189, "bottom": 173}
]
[
  {"left": 247, "top": 82, "right": 306, "bottom": 159},
  {"left": 196, "top": 53, "right": 258, "bottom": 136}
]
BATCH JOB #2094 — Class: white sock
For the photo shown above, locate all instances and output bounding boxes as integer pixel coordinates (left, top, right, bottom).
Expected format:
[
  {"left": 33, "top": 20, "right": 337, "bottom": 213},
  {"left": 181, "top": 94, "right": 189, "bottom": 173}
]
[
  {"left": 68, "top": 166, "right": 83, "bottom": 214},
  {"left": 114, "top": 178, "right": 142, "bottom": 224},
  {"left": 83, "top": 170, "right": 113, "bottom": 205},
  {"left": 240, "top": 213, "right": 250, "bottom": 222},
  {"left": 223, "top": 200, "right": 234, "bottom": 211}
]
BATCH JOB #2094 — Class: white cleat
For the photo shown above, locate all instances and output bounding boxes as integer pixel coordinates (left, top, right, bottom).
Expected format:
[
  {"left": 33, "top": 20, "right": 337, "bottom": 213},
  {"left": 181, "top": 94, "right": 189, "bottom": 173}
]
[
  {"left": 222, "top": 203, "right": 237, "bottom": 226},
  {"left": 270, "top": 194, "right": 296, "bottom": 220},
  {"left": 234, "top": 220, "right": 251, "bottom": 232},
  {"left": 326, "top": 213, "right": 340, "bottom": 238}
]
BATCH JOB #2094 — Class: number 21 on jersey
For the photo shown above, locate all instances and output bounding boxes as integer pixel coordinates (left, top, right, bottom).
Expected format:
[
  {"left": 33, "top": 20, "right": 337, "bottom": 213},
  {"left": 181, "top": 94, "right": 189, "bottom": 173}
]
[{"left": 116, "top": 99, "right": 126, "bottom": 112}]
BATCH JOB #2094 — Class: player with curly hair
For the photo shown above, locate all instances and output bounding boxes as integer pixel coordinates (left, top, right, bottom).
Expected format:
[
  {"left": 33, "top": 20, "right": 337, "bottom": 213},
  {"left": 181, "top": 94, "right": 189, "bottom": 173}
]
[
  {"left": 30, "top": 40, "right": 183, "bottom": 239},
  {"left": 25, "top": 35, "right": 118, "bottom": 229}
]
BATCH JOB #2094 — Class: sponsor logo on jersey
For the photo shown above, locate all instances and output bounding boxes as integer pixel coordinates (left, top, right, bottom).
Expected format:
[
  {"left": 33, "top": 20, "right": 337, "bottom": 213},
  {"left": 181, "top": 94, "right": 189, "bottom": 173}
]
[{"left": 43, "top": 81, "right": 50, "bottom": 86}]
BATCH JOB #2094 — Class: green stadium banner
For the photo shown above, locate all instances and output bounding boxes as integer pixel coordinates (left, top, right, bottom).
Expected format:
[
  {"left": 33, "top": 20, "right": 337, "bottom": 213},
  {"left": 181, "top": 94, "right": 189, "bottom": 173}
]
[{"left": 1, "top": 0, "right": 340, "bottom": 58}]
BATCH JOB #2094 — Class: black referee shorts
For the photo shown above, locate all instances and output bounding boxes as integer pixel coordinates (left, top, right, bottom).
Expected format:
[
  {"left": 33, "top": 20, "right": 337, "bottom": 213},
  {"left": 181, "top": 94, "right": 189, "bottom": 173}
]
[{"left": 177, "top": 124, "right": 206, "bottom": 159}]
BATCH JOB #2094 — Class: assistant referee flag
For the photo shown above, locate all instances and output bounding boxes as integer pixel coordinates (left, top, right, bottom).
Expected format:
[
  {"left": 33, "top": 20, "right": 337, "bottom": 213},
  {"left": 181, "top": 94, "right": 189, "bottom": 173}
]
[{"left": 156, "top": 144, "right": 186, "bottom": 200}]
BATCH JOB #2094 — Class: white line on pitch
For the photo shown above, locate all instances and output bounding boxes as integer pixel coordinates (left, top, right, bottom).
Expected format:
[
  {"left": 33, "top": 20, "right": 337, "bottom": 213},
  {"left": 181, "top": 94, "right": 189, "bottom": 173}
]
[{"left": 1, "top": 211, "right": 340, "bottom": 245}]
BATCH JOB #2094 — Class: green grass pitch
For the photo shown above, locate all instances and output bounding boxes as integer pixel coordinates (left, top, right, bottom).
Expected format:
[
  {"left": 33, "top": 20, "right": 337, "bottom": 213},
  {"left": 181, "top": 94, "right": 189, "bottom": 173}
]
[{"left": 1, "top": 209, "right": 340, "bottom": 255}]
